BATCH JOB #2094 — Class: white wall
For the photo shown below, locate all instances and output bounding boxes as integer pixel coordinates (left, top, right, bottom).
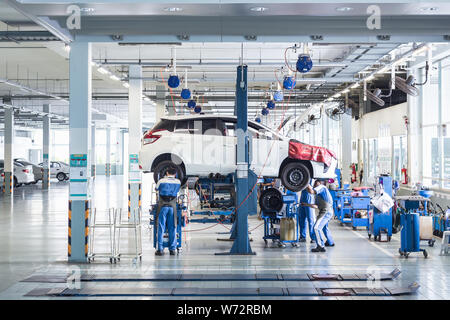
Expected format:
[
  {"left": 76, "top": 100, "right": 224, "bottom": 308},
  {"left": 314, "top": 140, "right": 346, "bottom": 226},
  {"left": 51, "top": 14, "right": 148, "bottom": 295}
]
[
  {"left": 353, "top": 102, "right": 407, "bottom": 140},
  {"left": 0, "top": 135, "right": 34, "bottom": 160}
]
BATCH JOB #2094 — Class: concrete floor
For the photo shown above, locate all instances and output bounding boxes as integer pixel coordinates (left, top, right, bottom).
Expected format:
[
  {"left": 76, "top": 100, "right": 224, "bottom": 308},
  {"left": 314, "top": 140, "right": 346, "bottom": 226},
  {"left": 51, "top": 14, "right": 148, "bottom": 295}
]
[{"left": 0, "top": 175, "right": 449, "bottom": 300}]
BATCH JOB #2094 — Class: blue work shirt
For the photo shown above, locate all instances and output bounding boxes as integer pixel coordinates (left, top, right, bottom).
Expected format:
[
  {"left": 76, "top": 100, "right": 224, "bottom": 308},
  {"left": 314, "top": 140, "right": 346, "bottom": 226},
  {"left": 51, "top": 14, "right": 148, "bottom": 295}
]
[
  {"left": 314, "top": 184, "right": 333, "bottom": 205},
  {"left": 300, "top": 189, "right": 315, "bottom": 204},
  {"left": 156, "top": 176, "right": 181, "bottom": 197}
]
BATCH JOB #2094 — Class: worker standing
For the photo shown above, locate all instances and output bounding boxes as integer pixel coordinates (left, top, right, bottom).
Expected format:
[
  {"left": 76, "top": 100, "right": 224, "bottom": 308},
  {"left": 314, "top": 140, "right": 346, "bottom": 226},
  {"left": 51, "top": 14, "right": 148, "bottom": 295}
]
[
  {"left": 298, "top": 187, "right": 316, "bottom": 243},
  {"left": 301, "top": 179, "right": 335, "bottom": 252},
  {"left": 155, "top": 168, "right": 181, "bottom": 256}
]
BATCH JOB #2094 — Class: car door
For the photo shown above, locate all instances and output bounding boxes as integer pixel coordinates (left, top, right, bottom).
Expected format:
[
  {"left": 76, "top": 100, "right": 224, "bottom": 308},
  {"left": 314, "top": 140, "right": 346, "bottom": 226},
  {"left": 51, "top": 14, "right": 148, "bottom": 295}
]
[
  {"left": 192, "top": 118, "right": 224, "bottom": 175},
  {"left": 221, "top": 120, "right": 237, "bottom": 174},
  {"left": 249, "top": 124, "right": 285, "bottom": 177}
]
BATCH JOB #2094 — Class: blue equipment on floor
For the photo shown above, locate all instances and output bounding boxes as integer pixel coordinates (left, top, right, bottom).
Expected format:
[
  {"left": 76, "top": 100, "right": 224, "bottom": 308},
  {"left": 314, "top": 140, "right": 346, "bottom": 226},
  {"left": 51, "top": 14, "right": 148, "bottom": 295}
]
[
  {"left": 333, "top": 189, "right": 352, "bottom": 225},
  {"left": 432, "top": 203, "right": 449, "bottom": 237},
  {"left": 350, "top": 196, "right": 371, "bottom": 230},
  {"left": 260, "top": 188, "right": 299, "bottom": 248},
  {"left": 150, "top": 200, "right": 186, "bottom": 253},
  {"left": 396, "top": 195, "right": 436, "bottom": 258},
  {"left": 368, "top": 175, "right": 393, "bottom": 242},
  {"left": 399, "top": 212, "right": 428, "bottom": 258},
  {"left": 191, "top": 174, "right": 236, "bottom": 223}
]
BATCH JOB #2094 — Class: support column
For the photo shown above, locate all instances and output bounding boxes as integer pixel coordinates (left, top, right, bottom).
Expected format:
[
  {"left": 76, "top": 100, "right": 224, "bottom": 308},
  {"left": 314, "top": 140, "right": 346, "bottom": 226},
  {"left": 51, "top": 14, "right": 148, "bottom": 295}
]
[
  {"left": 3, "top": 106, "right": 13, "bottom": 195},
  {"left": 42, "top": 104, "right": 51, "bottom": 189},
  {"left": 155, "top": 84, "right": 166, "bottom": 122},
  {"left": 128, "top": 65, "right": 142, "bottom": 222},
  {"left": 229, "top": 65, "right": 253, "bottom": 255},
  {"left": 105, "top": 126, "right": 111, "bottom": 177},
  {"left": 68, "top": 42, "right": 92, "bottom": 262},
  {"left": 341, "top": 113, "right": 352, "bottom": 185},
  {"left": 91, "top": 123, "right": 96, "bottom": 179}
]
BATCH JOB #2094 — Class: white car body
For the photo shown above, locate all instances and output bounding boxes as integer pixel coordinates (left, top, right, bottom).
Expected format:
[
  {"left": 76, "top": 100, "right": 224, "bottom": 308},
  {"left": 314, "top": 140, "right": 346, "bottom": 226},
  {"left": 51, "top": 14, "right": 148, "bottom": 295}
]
[
  {"left": 0, "top": 160, "right": 35, "bottom": 186},
  {"left": 139, "top": 115, "right": 337, "bottom": 188}
]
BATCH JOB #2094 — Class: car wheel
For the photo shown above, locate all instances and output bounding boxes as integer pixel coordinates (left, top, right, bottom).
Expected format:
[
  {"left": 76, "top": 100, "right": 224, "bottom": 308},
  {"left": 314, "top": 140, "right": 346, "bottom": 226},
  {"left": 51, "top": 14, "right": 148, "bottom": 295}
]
[
  {"left": 57, "top": 172, "right": 66, "bottom": 182},
  {"left": 153, "top": 160, "right": 186, "bottom": 186},
  {"left": 280, "top": 162, "right": 311, "bottom": 192}
]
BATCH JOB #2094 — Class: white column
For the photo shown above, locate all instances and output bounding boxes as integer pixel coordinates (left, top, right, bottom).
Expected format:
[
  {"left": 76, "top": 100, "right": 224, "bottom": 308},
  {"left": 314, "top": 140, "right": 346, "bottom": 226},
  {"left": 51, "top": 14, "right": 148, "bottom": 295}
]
[
  {"left": 42, "top": 104, "right": 51, "bottom": 189},
  {"left": 91, "top": 123, "right": 96, "bottom": 179},
  {"left": 68, "top": 41, "right": 92, "bottom": 262},
  {"left": 128, "top": 65, "right": 143, "bottom": 221},
  {"left": 155, "top": 84, "right": 166, "bottom": 122},
  {"left": 341, "top": 113, "right": 352, "bottom": 185},
  {"left": 3, "top": 105, "right": 13, "bottom": 195},
  {"left": 105, "top": 126, "right": 111, "bottom": 177}
]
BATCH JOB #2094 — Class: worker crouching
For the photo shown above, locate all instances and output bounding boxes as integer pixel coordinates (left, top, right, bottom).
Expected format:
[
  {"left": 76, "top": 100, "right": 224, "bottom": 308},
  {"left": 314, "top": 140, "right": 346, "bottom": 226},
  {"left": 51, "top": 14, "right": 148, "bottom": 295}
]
[{"left": 155, "top": 168, "right": 181, "bottom": 256}]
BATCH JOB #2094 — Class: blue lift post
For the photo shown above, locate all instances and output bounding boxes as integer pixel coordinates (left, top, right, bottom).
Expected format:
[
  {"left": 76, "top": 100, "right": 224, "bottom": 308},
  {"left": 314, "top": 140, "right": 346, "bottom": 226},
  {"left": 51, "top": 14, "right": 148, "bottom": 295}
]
[{"left": 217, "top": 65, "right": 255, "bottom": 255}]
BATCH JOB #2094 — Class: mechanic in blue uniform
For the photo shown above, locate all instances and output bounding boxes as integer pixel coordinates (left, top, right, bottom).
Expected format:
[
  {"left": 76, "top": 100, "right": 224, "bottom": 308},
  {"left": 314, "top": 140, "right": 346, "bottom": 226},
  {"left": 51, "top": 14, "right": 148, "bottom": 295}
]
[
  {"left": 301, "top": 179, "right": 335, "bottom": 252},
  {"left": 298, "top": 182, "right": 316, "bottom": 243},
  {"left": 155, "top": 168, "right": 181, "bottom": 256}
]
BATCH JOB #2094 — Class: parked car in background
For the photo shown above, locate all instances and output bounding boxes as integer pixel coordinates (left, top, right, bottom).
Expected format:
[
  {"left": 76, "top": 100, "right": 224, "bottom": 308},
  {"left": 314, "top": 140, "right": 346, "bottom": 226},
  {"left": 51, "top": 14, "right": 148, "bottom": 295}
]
[
  {"left": 139, "top": 115, "right": 337, "bottom": 192},
  {"left": 38, "top": 161, "right": 70, "bottom": 181},
  {"left": 0, "top": 169, "right": 4, "bottom": 191},
  {"left": 0, "top": 160, "right": 35, "bottom": 187},
  {"left": 14, "top": 158, "right": 43, "bottom": 184}
]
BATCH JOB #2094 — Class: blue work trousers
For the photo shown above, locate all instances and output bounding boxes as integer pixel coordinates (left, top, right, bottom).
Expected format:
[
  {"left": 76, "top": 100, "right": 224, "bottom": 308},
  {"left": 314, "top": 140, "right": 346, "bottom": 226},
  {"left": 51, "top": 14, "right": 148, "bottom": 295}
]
[
  {"left": 157, "top": 206, "right": 177, "bottom": 251},
  {"left": 314, "top": 210, "right": 334, "bottom": 247},
  {"left": 299, "top": 206, "right": 316, "bottom": 241}
]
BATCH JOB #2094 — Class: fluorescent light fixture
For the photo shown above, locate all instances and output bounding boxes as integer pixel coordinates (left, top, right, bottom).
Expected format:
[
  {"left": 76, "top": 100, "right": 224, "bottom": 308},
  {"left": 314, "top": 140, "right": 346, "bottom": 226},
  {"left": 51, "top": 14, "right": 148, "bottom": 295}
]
[
  {"left": 109, "top": 75, "right": 120, "bottom": 81},
  {"left": 250, "top": 7, "right": 268, "bottom": 12},
  {"left": 335, "top": 7, "right": 354, "bottom": 12},
  {"left": 351, "top": 83, "right": 360, "bottom": 89},
  {"left": 90, "top": 61, "right": 98, "bottom": 67},
  {"left": 342, "top": 89, "right": 350, "bottom": 94},
  {"left": 122, "top": 82, "right": 130, "bottom": 88},
  {"left": 164, "top": 7, "right": 183, "bottom": 12},
  {"left": 143, "top": 97, "right": 150, "bottom": 102},
  {"left": 366, "top": 75, "right": 375, "bottom": 81},
  {"left": 332, "top": 93, "right": 341, "bottom": 98},
  {"left": 97, "top": 67, "right": 109, "bottom": 74},
  {"left": 420, "top": 7, "right": 439, "bottom": 12}
]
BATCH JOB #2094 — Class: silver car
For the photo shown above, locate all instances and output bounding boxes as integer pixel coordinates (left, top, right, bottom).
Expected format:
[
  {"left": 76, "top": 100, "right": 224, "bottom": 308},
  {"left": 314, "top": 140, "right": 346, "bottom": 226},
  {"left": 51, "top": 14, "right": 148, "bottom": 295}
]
[{"left": 38, "top": 161, "right": 70, "bottom": 181}]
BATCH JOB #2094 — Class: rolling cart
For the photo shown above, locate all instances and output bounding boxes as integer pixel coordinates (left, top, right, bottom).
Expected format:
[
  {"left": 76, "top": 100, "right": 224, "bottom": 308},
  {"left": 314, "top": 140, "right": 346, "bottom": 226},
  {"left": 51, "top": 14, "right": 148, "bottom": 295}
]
[
  {"left": 396, "top": 196, "right": 436, "bottom": 258},
  {"left": 350, "top": 196, "right": 371, "bottom": 230}
]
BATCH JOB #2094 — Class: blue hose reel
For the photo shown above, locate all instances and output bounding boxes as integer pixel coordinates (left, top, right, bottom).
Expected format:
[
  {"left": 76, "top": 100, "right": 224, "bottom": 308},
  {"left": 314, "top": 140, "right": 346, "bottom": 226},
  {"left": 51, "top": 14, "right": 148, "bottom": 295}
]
[
  {"left": 255, "top": 117, "right": 261, "bottom": 123},
  {"left": 187, "top": 99, "right": 196, "bottom": 108},
  {"left": 273, "top": 90, "right": 283, "bottom": 102},
  {"left": 180, "top": 88, "right": 191, "bottom": 100},
  {"left": 261, "top": 107, "right": 269, "bottom": 116},
  {"left": 168, "top": 75, "right": 180, "bottom": 88},
  {"left": 283, "top": 76, "right": 296, "bottom": 90},
  {"left": 194, "top": 106, "right": 202, "bottom": 113},
  {"left": 267, "top": 100, "right": 276, "bottom": 109},
  {"left": 296, "top": 54, "right": 313, "bottom": 73}
]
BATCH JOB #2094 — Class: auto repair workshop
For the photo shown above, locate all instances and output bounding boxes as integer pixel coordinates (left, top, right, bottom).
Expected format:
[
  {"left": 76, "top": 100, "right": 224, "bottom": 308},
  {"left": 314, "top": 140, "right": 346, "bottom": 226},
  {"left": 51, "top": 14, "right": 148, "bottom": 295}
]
[{"left": 0, "top": 1, "right": 449, "bottom": 304}]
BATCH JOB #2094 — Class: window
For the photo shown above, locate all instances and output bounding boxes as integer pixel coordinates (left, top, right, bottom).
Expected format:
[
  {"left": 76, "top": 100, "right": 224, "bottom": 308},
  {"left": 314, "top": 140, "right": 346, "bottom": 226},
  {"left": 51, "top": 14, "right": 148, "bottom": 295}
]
[
  {"left": 421, "top": 59, "right": 450, "bottom": 190},
  {"left": 152, "top": 119, "right": 175, "bottom": 132},
  {"left": 393, "top": 135, "right": 407, "bottom": 181}
]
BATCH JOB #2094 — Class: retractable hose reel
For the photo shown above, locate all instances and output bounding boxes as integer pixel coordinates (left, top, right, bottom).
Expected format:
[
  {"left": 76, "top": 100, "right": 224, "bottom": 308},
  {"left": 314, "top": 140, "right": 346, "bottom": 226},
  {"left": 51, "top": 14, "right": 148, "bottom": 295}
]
[
  {"left": 267, "top": 100, "right": 276, "bottom": 110},
  {"left": 167, "top": 48, "right": 180, "bottom": 89},
  {"left": 180, "top": 70, "right": 191, "bottom": 99},
  {"left": 255, "top": 117, "right": 262, "bottom": 123},
  {"left": 261, "top": 107, "right": 269, "bottom": 116},
  {"left": 187, "top": 99, "right": 196, "bottom": 109}
]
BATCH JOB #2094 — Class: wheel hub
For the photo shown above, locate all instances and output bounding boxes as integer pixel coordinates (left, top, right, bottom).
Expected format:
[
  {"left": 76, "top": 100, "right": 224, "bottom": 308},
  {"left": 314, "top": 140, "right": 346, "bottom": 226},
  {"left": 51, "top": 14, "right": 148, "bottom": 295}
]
[{"left": 288, "top": 168, "right": 304, "bottom": 186}]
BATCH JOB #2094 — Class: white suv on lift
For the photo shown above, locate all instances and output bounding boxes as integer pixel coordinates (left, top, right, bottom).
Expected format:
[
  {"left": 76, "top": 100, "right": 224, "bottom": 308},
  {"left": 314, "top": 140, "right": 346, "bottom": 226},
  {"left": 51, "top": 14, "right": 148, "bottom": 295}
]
[{"left": 139, "top": 115, "right": 337, "bottom": 192}]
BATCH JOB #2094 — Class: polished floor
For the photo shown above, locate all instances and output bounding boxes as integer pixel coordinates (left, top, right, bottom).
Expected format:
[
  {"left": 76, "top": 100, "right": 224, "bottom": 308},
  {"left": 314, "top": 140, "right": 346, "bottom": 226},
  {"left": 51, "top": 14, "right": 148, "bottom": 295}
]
[{"left": 0, "top": 175, "right": 449, "bottom": 300}]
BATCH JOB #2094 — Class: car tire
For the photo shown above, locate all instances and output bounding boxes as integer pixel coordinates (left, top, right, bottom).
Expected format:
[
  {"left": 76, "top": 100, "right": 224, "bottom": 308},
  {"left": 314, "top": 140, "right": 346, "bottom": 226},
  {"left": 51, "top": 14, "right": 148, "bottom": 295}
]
[
  {"left": 153, "top": 160, "right": 186, "bottom": 186},
  {"left": 57, "top": 172, "right": 67, "bottom": 182},
  {"left": 280, "top": 162, "right": 311, "bottom": 192}
]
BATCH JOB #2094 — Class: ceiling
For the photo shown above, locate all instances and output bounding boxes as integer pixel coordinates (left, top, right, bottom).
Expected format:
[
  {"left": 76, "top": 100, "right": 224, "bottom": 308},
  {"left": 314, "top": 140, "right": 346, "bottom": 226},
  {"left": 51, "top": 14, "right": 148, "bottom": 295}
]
[{"left": 0, "top": 1, "right": 449, "bottom": 130}]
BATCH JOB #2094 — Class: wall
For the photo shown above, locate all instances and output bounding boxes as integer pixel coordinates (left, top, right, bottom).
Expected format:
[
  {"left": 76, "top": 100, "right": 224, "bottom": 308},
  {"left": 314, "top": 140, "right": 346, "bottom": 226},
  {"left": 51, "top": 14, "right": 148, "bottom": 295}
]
[{"left": 353, "top": 102, "right": 407, "bottom": 140}]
